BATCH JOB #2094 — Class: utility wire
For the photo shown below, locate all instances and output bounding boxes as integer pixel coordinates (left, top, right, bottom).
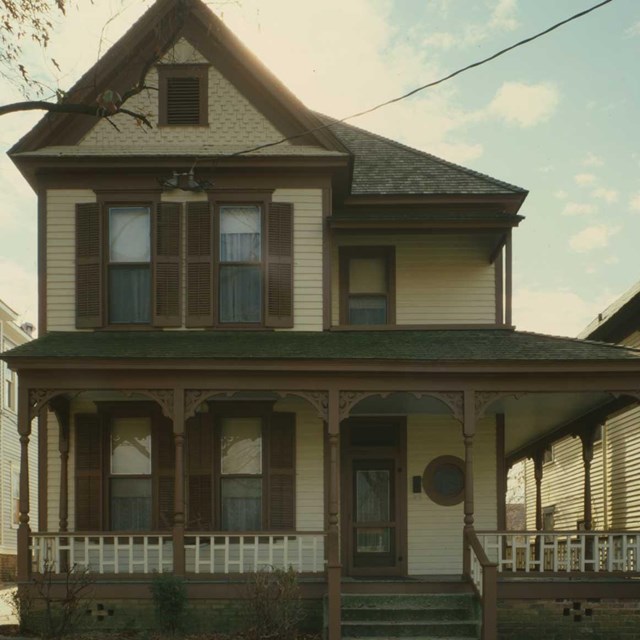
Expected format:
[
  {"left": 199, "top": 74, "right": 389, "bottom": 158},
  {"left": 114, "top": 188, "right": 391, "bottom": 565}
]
[{"left": 227, "top": 0, "right": 614, "bottom": 157}]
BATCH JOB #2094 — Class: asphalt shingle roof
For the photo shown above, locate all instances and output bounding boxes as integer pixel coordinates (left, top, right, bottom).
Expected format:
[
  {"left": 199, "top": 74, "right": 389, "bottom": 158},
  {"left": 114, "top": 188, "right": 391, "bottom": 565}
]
[
  {"left": 4, "top": 330, "right": 639, "bottom": 363},
  {"left": 318, "top": 115, "right": 527, "bottom": 197}
]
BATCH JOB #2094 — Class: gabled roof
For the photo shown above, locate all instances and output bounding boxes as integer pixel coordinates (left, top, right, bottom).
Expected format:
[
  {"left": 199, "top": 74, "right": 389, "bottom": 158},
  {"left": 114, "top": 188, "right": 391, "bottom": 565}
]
[
  {"left": 579, "top": 281, "right": 640, "bottom": 343},
  {"left": 318, "top": 114, "right": 528, "bottom": 198},
  {"left": 4, "top": 330, "right": 639, "bottom": 364},
  {"left": 10, "top": 0, "right": 346, "bottom": 156}
]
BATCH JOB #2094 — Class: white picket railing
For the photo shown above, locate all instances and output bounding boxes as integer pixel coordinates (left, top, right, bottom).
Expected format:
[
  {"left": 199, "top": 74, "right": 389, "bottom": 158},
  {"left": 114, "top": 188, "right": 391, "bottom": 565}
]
[
  {"left": 31, "top": 533, "right": 173, "bottom": 574},
  {"left": 478, "top": 531, "right": 640, "bottom": 573},
  {"left": 184, "top": 532, "right": 326, "bottom": 574}
]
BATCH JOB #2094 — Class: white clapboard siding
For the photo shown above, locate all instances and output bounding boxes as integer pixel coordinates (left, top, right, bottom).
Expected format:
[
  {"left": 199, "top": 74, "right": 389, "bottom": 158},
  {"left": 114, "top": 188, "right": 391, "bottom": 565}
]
[
  {"left": 80, "top": 39, "right": 295, "bottom": 151},
  {"left": 331, "top": 234, "right": 496, "bottom": 325},
  {"left": 407, "top": 415, "right": 496, "bottom": 575}
]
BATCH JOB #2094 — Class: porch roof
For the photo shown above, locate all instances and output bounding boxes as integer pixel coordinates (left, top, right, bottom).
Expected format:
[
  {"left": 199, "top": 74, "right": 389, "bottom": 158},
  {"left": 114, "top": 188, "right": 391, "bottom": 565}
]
[{"left": 4, "top": 329, "right": 640, "bottom": 363}]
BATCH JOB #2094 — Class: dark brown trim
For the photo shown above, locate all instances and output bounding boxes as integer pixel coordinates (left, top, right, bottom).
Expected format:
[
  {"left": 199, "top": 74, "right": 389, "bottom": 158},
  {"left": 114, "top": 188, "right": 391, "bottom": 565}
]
[
  {"left": 330, "top": 323, "right": 514, "bottom": 331},
  {"left": 496, "top": 414, "right": 506, "bottom": 531},
  {"left": 157, "top": 64, "right": 209, "bottom": 127},
  {"left": 37, "top": 408, "right": 48, "bottom": 532},
  {"left": 495, "top": 249, "right": 504, "bottom": 325},
  {"left": 37, "top": 188, "right": 47, "bottom": 334},
  {"left": 505, "top": 231, "right": 512, "bottom": 327},
  {"left": 322, "top": 186, "right": 332, "bottom": 331},
  {"left": 338, "top": 246, "right": 396, "bottom": 326},
  {"left": 330, "top": 220, "right": 522, "bottom": 231}
]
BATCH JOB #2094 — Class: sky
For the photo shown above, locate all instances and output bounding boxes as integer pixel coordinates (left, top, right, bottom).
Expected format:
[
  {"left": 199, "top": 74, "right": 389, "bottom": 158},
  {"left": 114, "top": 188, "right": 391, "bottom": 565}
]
[{"left": 0, "top": 0, "right": 638, "bottom": 336}]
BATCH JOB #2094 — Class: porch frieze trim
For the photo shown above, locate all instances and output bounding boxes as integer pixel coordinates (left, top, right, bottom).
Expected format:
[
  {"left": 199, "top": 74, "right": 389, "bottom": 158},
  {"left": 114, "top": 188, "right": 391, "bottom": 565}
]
[
  {"left": 184, "top": 390, "right": 236, "bottom": 418},
  {"left": 275, "top": 391, "right": 329, "bottom": 421},
  {"left": 419, "top": 391, "right": 464, "bottom": 423},
  {"left": 475, "top": 391, "right": 527, "bottom": 419},
  {"left": 609, "top": 390, "right": 640, "bottom": 404},
  {"left": 122, "top": 389, "right": 174, "bottom": 419},
  {"left": 28, "top": 389, "right": 75, "bottom": 420},
  {"left": 339, "top": 391, "right": 387, "bottom": 421}
]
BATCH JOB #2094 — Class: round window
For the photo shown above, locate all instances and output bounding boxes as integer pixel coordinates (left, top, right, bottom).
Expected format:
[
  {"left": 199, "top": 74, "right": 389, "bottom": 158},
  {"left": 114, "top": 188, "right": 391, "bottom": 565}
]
[{"left": 423, "top": 456, "right": 465, "bottom": 506}]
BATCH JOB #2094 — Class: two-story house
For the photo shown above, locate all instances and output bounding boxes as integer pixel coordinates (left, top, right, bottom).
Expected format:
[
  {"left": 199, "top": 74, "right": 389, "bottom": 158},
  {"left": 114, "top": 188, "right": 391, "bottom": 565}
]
[
  {"left": 3, "top": 1, "right": 640, "bottom": 638},
  {"left": 0, "top": 299, "right": 36, "bottom": 579}
]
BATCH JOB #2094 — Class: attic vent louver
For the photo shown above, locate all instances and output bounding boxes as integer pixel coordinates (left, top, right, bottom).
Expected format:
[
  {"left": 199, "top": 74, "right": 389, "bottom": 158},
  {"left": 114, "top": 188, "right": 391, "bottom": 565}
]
[{"left": 167, "top": 76, "right": 201, "bottom": 125}]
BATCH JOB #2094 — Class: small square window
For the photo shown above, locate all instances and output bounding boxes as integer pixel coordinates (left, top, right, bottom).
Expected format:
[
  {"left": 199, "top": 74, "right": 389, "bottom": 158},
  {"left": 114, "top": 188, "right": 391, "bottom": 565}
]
[{"left": 158, "top": 65, "right": 209, "bottom": 127}]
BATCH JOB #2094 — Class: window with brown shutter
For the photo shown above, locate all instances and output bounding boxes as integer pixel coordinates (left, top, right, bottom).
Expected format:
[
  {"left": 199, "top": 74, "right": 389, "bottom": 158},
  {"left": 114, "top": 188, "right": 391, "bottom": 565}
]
[
  {"left": 75, "top": 414, "right": 103, "bottom": 531},
  {"left": 153, "top": 202, "right": 182, "bottom": 327},
  {"left": 186, "top": 413, "right": 214, "bottom": 530},
  {"left": 75, "top": 203, "right": 103, "bottom": 329},
  {"left": 268, "top": 412, "right": 296, "bottom": 530},
  {"left": 186, "top": 201, "right": 214, "bottom": 327},
  {"left": 266, "top": 202, "right": 294, "bottom": 328},
  {"left": 158, "top": 64, "right": 209, "bottom": 127}
]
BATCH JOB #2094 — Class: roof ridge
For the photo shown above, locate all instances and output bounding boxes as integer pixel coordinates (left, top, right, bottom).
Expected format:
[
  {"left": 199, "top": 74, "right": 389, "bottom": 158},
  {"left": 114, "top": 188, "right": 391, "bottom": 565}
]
[{"left": 314, "top": 112, "right": 527, "bottom": 195}]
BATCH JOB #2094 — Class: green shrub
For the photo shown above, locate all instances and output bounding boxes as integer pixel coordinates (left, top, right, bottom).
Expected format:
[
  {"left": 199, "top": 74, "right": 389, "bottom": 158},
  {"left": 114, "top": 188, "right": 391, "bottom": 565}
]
[{"left": 150, "top": 573, "right": 187, "bottom": 635}]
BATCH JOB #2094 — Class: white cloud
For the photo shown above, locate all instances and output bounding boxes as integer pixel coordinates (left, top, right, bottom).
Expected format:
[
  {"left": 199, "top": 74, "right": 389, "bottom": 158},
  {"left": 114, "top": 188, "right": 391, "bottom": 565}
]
[
  {"left": 569, "top": 224, "right": 620, "bottom": 253},
  {"left": 574, "top": 173, "right": 596, "bottom": 186},
  {"left": 554, "top": 190, "right": 568, "bottom": 199},
  {"left": 629, "top": 193, "right": 640, "bottom": 212},
  {"left": 514, "top": 287, "right": 618, "bottom": 337},
  {"left": 562, "top": 202, "right": 597, "bottom": 216},
  {"left": 591, "top": 187, "right": 618, "bottom": 203},
  {"left": 604, "top": 256, "right": 620, "bottom": 265},
  {"left": 538, "top": 165, "right": 554, "bottom": 173},
  {"left": 626, "top": 21, "right": 640, "bottom": 37},
  {"left": 486, "top": 82, "right": 559, "bottom": 128},
  {"left": 423, "top": 32, "right": 456, "bottom": 50},
  {"left": 582, "top": 152, "right": 604, "bottom": 167}
]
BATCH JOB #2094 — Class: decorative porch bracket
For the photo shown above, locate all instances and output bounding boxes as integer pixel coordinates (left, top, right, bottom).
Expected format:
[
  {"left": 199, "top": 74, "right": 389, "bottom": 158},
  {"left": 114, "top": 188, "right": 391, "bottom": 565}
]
[{"left": 475, "top": 391, "right": 527, "bottom": 420}]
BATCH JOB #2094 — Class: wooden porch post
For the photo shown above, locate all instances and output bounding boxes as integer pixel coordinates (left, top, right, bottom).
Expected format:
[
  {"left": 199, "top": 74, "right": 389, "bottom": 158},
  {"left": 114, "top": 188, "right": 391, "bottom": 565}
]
[
  {"left": 533, "top": 450, "right": 544, "bottom": 570},
  {"left": 50, "top": 397, "right": 71, "bottom": 533},
  {"left": 16, "top": 384, "right": 31, "bottom": 582},
  {"left": 173, "top": 388, "right": 186, "bottom": 576},
  {"left": 327, "top": 389, "right": 341, "bottom": 640},
  {"left": 580, "top": 426, "right": 598, "bottom": 531},
  {"left": 462, "top": 390, "right": 475, "bottom": 577}
]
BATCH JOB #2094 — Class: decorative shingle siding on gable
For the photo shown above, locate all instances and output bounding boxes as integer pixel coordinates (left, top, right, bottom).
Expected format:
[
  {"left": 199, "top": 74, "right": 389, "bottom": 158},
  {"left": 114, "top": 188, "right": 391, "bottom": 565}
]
[
  {"left": 79, "top": 38, "right": 295, "bottom": 152},
  {"left": 332, "top": 234, "right": 496, "bottom": 326}
]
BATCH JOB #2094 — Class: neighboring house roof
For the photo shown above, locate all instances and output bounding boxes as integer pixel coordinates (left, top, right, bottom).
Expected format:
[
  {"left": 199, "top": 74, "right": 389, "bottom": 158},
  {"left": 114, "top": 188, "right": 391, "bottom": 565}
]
[
  {"left": 579, "top": 281, "right": 640, "bottom": 343},
  {"left": 317, "top": 114, "right": 527, "bottom": 197},
  {"left": 5, "top": 330, "right": 640, "bottom": 363}
]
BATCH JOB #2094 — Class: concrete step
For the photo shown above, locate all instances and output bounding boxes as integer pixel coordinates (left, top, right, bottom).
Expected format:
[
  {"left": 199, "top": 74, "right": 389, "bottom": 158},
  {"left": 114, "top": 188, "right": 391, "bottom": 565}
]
[
  {"left": 343, "top": 606, "right": 472, "bottom": 622},
  {"left": 341, "top": 593, "right": 476, "bottom": 611}
]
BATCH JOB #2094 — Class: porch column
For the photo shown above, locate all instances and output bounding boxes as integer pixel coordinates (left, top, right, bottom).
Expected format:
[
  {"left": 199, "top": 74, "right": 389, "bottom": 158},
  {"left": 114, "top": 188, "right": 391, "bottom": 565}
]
[
  {"left": 327, "top": 389, "right": 341, "bottom": 640},
  {"left": 533, "top": 451, "right": 544, "bottom": 531},
  {"left": 50, "top": 397, "right": 71, "bottom": 533},
  {"left": 16, "top": 384, "right": 31, "bottom": 582},
  {"left": 580, "top": 425, "right": 598, "bottom": 531},
  {"left": 173, "top": 388, "right": 186, "bottom": 576},
  {"left": 462, "top": 390, "right": 475, "bottom": 577}
]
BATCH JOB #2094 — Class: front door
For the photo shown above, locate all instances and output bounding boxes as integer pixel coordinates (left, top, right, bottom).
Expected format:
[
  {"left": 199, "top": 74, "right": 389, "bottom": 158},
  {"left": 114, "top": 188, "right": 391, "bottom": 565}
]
[{"left": 342, "top": 419, "right": 406, "bottom": 577}]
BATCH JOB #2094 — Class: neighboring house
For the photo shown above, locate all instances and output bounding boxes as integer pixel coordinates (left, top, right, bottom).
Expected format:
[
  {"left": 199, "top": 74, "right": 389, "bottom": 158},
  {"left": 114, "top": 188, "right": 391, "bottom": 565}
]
[
  {"left": 0, "top": 299, "right": 36, "bottom": 579},
  {"left": 523, "top": 282, "right": 640, "bottom": 533},
  {"left": 3, "top": 1, "right": 640, "bottom": 638}
]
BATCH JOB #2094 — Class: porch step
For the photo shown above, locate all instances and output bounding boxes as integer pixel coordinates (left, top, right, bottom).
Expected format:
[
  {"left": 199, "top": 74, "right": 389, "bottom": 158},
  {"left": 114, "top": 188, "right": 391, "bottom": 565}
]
[{"left": 339, "top": 594, "right": 480, "bottom": 639}]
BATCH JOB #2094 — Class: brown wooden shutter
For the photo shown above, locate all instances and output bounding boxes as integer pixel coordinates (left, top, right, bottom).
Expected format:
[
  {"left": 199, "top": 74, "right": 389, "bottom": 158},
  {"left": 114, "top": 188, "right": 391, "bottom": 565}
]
[
  {"left": 75, "top": 414, "right": 103, "bottom": 531},
  {"left": 265, "top": 202, "right": 294, "bottom": 328},
  {"left": 186, "top": 413, "right": 213, "bottom": 530},
  {"left": 186, "top": 202, "right": 214, "bottom": 327},
  {"left": 153, "top": 202, "right": 182, "bottom": 327},
  {"left": 268, "top": 412, "right": 295, "bottom": 530},
  {"left": 156, "top": 416, "right": 176, "bottom": 530},
  {"left": 75, "top": 203, "right": 103, "bottom": 328}
]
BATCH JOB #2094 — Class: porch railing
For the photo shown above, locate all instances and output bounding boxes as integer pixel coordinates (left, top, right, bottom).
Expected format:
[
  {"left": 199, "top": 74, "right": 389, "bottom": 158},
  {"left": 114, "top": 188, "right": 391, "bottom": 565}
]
[
  {"left": 184, "top": 532, "right": 326, "bottom": 574},
  {"left": 464, "top": 528, "right": 497, "bottom": 640},
  {"left": 31, "top": 533, "right": 173, "bottom": 574},
  {"left": 477, "top": 531, "right": 640, "bottom": 574}
]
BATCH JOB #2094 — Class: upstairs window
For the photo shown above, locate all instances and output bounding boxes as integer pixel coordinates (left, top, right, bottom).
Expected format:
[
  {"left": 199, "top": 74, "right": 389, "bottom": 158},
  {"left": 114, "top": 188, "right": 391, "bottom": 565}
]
[
  {"left": 2, "top": 353, "right": 16, "bottom": 411},
  {"left": 158, "top": 65, "right": 209, "bottom": 126},
  {"left": 108, "top": 206, "right": 151, "bottom": 324},
  {"left": 219, "top": 205, "right": 263, "bottom": 324},
  {"left": 340, "top": 247, "right": 395, "bottom": 325}
]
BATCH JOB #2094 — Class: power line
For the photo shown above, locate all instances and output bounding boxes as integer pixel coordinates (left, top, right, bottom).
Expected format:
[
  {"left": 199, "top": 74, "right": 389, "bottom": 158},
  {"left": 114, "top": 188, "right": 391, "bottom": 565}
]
[{"left": 228, "top": 0, "right": 614, "bottom": 158}]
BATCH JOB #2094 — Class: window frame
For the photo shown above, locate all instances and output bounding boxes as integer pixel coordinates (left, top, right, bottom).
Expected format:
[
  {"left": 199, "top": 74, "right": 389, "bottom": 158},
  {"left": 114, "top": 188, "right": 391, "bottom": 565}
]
[
  {"left": 2, "top": 345, "right": 16, "bottom": 412},
  {"left": 422, "top": 455, "right": 465, "bottom": 507},
  {"left": 339, "top": 246, "right": 396, "bottom": 326},
  {"left": 97, "top": 403, "right": 166, "bottom": 532},
  {"left": 98, "top": 193, "right": 160, "bottom": 329},
  {"left": 216, "top": 202, "right": 265, "bottom": 326},
  {"left": 10, "top": 463, "right": 19, "bottom": 528},
  {"left": 158, "top": 64, "right": 209, "bottom": 127}
]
